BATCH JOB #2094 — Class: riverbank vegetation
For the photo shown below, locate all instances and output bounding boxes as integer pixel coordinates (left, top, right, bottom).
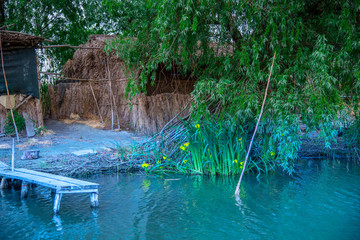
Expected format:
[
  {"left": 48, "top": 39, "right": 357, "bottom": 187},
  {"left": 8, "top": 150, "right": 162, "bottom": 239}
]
[
  {"left": 2, "top": 1, "right": 360, "bottom": 176},
  {"left": 107, "top": 0, "right": 360, "bottom": 175}
]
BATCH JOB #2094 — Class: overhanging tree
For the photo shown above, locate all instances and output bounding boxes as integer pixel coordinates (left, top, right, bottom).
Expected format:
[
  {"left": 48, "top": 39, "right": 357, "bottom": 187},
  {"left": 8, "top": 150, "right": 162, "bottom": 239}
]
[
  {"left": 106, "top": 0, "right": 360, "bottom": 173},
  {"left": 2, "top": 0, "right": 118, "bottom": 69}
]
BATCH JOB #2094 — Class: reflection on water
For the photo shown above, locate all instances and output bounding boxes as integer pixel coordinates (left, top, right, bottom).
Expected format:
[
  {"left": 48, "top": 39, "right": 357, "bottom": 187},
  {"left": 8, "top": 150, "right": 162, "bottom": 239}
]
[{"left": 0, "top": 159, "right": 360, "bottom": 239}]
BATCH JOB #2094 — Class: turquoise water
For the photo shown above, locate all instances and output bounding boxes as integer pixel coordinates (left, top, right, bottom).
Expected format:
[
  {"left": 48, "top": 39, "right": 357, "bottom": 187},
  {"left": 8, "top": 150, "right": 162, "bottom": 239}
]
[{"left": 1, "top": 159, "right": 360, "bottom": 239}]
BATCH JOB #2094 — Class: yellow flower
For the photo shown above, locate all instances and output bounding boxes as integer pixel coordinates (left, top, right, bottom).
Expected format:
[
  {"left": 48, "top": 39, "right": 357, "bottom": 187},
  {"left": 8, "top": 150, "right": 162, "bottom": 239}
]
[
  {"left": 180, "top": 145, "right": 186, "bottom": 151},
  {"left": 156, "top": 161, "right": 160, "bottom": 164},
  {"left": 141, "top": 162, "right": 149, "bottom": 168},
  {"left": 195, "top": 124, "right": 200, "bottom": 128},
  {"left": 270, "top": 151, "right": 275, "bottom": 156},
  {"left": 239, "top": 137, "right": 243, "bottom": 141},
  {"left": 183, "top": 159, "right": 188, "bottom": 164},
  {"left": 233, "top": 159, "right": 238, "bottom": 164},
  {"left": 163, "top": 156, "right": 167, "bottom": 160},
  {"left": 184, "top": 142, "right": 190, "bottom": 147},
  {"left": 240, "top": 161, "right": 244, "bottom": 165}
]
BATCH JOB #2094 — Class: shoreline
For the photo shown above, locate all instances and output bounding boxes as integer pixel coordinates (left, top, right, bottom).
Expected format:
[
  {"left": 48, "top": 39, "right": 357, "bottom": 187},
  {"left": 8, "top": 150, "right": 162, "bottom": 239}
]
[{"left": 0, "top": 121, "right": 357, "bottom": 178}]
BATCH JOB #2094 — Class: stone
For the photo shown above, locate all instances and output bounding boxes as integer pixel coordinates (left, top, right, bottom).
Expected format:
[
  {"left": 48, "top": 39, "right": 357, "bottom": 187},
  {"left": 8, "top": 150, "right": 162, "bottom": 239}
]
[
  {"left": 21, "top": 150, "right": 40, "bottom": 160},
  {"left": 23, "top": 113, "right": 35, "bottom": 137}
]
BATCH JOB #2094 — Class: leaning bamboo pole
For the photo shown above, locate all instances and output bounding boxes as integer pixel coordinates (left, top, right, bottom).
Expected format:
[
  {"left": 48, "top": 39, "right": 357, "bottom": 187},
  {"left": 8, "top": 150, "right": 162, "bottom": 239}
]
[
  {"left": 89, "top": 81, "right": 104, "bottom": 124},
  {"left": 106, "top": 58, "right": 114, "bottom": 130},
  {"left": 234, "top": 51, "right": 276, "bottom": 197},
  {"left": 106, "top": 57, "right": 120, "bottom": 130},
  {"left": 0, "top": 34, "right": 19, "bottom": 141}
]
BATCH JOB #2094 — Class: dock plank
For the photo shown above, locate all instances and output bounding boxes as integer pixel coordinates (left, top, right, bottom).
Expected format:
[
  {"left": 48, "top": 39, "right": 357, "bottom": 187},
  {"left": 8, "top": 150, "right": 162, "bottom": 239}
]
[
  {"left": 15, "top": 169, "right": 99, "bottom": 189},
  {"left": 0, "top": 166, "right": 99, "bottom": 214},
  {"left": 0, "top": 169, "right": 83, "bottom": 191}
]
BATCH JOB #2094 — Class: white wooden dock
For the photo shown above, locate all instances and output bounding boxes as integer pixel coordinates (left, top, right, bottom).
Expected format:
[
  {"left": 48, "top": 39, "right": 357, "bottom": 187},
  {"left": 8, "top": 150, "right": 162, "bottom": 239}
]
[{"left": 0, "top": 165, "right": 99, "bottom": 214}]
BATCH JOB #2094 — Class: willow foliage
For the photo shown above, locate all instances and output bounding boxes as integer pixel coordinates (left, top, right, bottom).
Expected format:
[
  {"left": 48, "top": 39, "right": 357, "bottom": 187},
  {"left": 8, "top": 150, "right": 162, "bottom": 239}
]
[
  {"left": 2, "top": 0, "right": 117, "bottom": 68},
  {"left": 105, "top": 0, "right": 360, "bottom": 173}
]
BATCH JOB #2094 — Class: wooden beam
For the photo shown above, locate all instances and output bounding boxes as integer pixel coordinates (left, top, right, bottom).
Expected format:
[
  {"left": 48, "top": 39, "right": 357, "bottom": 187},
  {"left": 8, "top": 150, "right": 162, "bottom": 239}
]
[
  {"left": 14, "top": 95, "right": 32, "bottom": 110},
  {"left": 39, "top": 71, "right": 61, "bottom": 76},
  {"left": 0, "top": 24, "right": 15, "bottom": 30},
  {"left": 39, "top": 71, "right": 128, "bottom": 82},
  {"left": 40, "top": 45, "right": 100, "bottom": 49}
]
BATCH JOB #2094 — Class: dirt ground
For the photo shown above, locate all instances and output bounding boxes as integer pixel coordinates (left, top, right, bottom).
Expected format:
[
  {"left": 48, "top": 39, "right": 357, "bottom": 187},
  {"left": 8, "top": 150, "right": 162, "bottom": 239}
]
[{"left": 0, "top": 119, "right": 147, "bottom": 176}]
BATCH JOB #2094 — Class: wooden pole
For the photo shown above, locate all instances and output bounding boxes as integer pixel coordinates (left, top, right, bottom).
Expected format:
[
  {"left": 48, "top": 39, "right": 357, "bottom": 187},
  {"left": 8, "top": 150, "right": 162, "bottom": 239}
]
[
  {"left": 0, "top": 178, "right": 6, "bottom": 189},
  {"left": 11, "top": 138, "right": 14, "bottom": 171},
  {"left": 36, "top": 56, "right": 44, "bottom": 127},
  {"left": 106, "top": 58, "right": 114, "bottom": 130},
  {"left": 53, "top": 193, "right": 62, "bottom": 214},
  {"left": 21, "top": 181, "right": 29, "bottom": 198},
  {"left": 89, "top": 81, "right": 104, "bottom": 124},
  {"left": 109, "top": 82, "right": 114, "bottom": 129},
  {"left": 0, "top": 34, "right": 19, "bottom": 141},
  {"left": 235, "top": 52, "right": 276, "bottom": 197},
  {"left": 90, "top": 192, "right": 99, "bottom": 208},
  {"left": 106, "top": 57, "right": 120, "bottom": 129}
]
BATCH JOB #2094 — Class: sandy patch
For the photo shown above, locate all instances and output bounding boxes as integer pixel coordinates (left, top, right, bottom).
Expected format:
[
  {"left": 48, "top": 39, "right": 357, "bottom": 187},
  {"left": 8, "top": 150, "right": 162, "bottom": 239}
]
[
  {"left": 62, "top": 119, "right": 106, "bottom": 129},
  {"left": 0, "top": 143, "right": 11, "bottom": 149},
  {"left": 17, "top": 138, "right": 53, "bottom": 149}
]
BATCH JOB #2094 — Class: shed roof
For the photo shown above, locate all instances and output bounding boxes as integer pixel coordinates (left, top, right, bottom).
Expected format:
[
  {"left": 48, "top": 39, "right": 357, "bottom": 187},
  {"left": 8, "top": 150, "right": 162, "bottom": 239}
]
[{"left": 0, "top": 30, "right": 49, "bottom": 50}]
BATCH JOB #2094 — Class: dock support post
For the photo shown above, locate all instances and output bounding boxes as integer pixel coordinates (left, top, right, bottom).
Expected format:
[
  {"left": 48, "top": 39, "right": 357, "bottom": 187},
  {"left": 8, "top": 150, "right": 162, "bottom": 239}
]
[
  {"left": 0, "top": 178, "right": 7, "bottom": 189},
  {"left": 90, "top": 192, "right": 99, "bottom": 208},
  {"left": 53, "top": 193, "right": 63, "bottom": 214},
  {"left": 21, "top": 181, "right": 29, "bottom": 198}
]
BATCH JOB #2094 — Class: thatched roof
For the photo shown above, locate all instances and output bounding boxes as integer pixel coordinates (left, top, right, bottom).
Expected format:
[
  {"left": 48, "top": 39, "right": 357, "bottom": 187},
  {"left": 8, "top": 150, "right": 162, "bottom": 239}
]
[{"left": 0, "top": 30, "right": 49, "bottom": 50}]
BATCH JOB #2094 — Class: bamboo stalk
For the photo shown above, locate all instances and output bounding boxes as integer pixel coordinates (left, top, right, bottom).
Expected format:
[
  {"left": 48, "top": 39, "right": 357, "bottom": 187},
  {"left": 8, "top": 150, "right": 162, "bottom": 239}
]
[
  {"left": 0, "top": 34, "right": 19, "bottom": 141},
  {"left": 112, "top": 94, "right": 120, "bottom": 129},
  {"left": 234, "top": 51, "right": 276, "bottom": 197},
  {"left": 40, "top": 45, "right": 100, "bottom": 49},
  {"left": 106, "top": 57, "right": 120, "bottom": 129},
  {"left": 39, "top": 72, "right": 128, "bottom": 83},
  {"left": 106, "top": 58, "right": 114, "bottom": 130},
  {"left": 89, "top": 82, "right": 104, "bottom": 124},
  {"left": 36, "top": 56, "right": 44, "bottom": 127},
  {"left": 11, "top": 138, "right": 14, "bottom": 171}
]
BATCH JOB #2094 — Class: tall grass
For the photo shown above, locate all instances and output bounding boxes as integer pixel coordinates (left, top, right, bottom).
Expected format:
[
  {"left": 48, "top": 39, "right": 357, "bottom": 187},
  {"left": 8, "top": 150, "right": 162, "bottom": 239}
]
[
  {"left": 123, "top": 116, "right": 277, "bottom": 176},
  {"left": 177, "top": 119, "right": 247, "bottom": 175}
]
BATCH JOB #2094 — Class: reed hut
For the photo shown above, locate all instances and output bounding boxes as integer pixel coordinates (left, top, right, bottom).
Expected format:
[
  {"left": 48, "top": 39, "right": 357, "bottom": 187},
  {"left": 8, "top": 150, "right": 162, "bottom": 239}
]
[
  {"left": 0, "top": 30, "right": 45, "bottom": 134},
  {"left": 48, "top": 35, "right": 193, "bottom": 133}
]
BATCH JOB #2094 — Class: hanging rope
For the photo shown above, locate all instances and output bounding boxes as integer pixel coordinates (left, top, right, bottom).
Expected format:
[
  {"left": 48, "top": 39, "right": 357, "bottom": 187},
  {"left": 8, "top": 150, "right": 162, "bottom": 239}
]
[{"left": 0, "top": 34, "right": 19, "bottom": 141}]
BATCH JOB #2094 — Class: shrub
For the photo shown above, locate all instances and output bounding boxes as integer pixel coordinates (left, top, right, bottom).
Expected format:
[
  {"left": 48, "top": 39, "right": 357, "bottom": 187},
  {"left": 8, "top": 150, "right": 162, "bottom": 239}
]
[{"left": 4, "top": 109, "right": 25, "bottom": 135}]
